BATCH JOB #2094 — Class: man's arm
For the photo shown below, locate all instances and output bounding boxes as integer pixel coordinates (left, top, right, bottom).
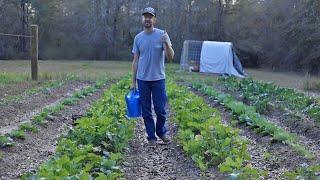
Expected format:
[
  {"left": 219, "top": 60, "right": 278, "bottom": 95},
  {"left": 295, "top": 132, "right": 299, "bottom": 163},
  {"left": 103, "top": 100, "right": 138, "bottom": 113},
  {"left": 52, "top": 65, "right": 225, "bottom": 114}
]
[
  {"left": 131, "top": 53, "right": 139, "bottom": 89},
  {"left": 164, "top": 42, "right": 174, "bottom": 62},
  {"left": 162, "top": 31, "right": 174, "bottom": 62}
]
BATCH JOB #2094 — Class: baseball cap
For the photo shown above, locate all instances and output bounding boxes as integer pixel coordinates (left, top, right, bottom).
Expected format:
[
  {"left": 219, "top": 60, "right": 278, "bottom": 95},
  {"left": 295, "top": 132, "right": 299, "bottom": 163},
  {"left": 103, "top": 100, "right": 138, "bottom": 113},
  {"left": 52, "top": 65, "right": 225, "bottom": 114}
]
[{"left": 142, "top": 7, "right": 156, "bottom": 17}]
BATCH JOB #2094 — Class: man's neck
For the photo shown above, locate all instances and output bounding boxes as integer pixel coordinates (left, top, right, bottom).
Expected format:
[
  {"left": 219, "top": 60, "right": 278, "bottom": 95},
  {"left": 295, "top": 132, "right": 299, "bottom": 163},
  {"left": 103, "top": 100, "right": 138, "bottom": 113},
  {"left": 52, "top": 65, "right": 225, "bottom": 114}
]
[{"left": 144, "top": 26, "right": 154, "bottom": 33}]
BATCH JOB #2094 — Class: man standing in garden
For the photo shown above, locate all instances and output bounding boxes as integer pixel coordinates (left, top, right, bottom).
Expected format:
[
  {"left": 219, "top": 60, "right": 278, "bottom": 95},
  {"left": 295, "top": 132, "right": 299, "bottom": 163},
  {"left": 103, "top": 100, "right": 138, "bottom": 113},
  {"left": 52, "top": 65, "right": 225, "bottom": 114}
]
[{"left": 131, "top": 7, "right": 175, "bottom": 146}]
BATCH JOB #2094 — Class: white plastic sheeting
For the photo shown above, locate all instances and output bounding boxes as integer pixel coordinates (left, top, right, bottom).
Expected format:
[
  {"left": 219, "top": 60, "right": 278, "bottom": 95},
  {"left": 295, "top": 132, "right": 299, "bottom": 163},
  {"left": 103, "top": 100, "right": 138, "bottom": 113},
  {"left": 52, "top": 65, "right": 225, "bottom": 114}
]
[{"left": 200, "top": 41, "right": 244, "bottom": 78}]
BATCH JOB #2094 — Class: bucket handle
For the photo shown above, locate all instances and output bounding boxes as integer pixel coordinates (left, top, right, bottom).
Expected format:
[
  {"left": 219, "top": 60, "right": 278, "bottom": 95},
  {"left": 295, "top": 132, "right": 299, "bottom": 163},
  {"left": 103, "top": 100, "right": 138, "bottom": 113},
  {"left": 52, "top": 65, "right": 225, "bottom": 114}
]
[{"left": 129, "top": 88, "right": 139, "bottom": 96}]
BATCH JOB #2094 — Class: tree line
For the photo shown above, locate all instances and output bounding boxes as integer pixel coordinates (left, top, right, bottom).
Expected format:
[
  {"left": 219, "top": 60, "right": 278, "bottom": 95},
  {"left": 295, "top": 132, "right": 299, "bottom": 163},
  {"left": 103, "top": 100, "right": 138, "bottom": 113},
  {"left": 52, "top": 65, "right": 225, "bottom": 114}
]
[{"left": 0, "top": 0, "right": 319, "bottom": 74}]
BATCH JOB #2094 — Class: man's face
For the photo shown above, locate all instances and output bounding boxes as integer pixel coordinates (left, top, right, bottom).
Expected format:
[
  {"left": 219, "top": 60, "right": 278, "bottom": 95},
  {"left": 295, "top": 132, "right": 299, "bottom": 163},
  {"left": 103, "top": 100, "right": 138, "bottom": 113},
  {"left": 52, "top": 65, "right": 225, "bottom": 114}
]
[{"left": 142, "top": 14, "right": 156, "bottom": 28}]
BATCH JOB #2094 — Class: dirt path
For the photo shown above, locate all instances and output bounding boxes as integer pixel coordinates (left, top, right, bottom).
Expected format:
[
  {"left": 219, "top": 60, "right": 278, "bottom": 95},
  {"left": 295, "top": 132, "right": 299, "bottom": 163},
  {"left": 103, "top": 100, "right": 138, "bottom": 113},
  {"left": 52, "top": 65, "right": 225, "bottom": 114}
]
[
  {"left": 0, "top": 81, "right": 42, "bottom": 101},
  {"left": 0, "top": 84, "right": 108, "bottom": 179},
  {"left": 267, "top": 109, "right": 320, "bottom": 145},
  {"left": 122, "top": 107, "right": 226, "bottom": 180},
  {"left": 0, "top": 81, "right": 91, "bottom": 135}
]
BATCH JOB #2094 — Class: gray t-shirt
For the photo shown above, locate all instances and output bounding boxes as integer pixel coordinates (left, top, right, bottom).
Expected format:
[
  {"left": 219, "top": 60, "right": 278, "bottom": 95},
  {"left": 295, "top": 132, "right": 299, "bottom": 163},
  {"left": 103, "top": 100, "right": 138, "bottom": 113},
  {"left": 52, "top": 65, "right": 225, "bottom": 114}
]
[{"left": 132, "top": 28, "right": 172, "bottom": 81}]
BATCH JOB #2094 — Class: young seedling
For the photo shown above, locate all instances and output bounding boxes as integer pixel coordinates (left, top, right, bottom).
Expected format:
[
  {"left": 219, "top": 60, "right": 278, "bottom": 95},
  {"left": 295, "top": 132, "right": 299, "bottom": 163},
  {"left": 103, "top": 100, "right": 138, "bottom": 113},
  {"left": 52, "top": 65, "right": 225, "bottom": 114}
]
[
  {"left": 9, "top": 130, "right": 25, "bottom": 139},
  {"left": 0, "top": 135, "right": 14, "bottom": 148},
  {"left": 19, "top": 122, "right": 38, "bottom": 133}
]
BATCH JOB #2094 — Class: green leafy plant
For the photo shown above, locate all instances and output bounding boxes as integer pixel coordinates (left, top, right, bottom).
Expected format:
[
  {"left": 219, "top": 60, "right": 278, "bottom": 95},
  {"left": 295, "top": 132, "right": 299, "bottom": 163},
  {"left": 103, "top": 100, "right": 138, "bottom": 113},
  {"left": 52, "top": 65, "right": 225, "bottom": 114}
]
[
  {"left": 62, "top": 97, "right": 78, "bottom": 106},
  {"left": 23, "top": 76, "right": 135, "bottom": 179},
  {"left": 9, "top": 130, "right": 25, "bottom": 139},
  {"left": 19, "top": 122, "right": 38, "bottom": 132},
  {"left": 31, "top": 111, "right": 48, "bottom": 125},
  {"left": 218, "top": 77, "right": 320, "bottom": 123},
  {"left": 0, "top": 136, "right": 14, "bottom": 148},
  {"left": 190, "top": 80, "right": 314, "bottom": 159},
  {"left": 283, "top": 164, "right": 320, "bottom": 179},
  {"left": 167, "top": 79, "right": 264, "bottom": 178},
  {"left": 3, "top": 78, "right": 110, "bottom": 149}
]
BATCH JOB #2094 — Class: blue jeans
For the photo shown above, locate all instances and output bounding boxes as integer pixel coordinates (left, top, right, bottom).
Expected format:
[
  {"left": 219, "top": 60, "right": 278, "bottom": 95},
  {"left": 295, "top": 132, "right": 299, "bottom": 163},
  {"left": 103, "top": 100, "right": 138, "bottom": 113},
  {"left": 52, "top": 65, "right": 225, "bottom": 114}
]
[{"left": 137, "top": 79, "right": 167, "bottom": 141}]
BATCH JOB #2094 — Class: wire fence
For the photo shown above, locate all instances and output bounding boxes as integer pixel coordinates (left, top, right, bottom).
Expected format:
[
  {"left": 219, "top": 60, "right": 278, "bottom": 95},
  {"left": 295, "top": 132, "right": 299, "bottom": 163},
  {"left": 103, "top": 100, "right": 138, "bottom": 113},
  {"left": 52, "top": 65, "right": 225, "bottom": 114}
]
[
  {"left": 0, "top": 32, "right": 33, "bottom": 38},
  {"left": 180, "top": 40, "right": 203, "bottom": 71},
  {"left": 0, "top": 25, "right": 39, "bottom": 80},
  {"left": 0, "top": 31, "right": 33, "bottom": 59}
]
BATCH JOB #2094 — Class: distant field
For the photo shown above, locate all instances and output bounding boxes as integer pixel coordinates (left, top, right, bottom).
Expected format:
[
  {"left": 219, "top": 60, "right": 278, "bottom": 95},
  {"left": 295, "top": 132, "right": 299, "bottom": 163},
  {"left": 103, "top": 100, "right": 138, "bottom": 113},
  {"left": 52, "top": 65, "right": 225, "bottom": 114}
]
[
  {"left": 0, "top": 60, "right": 132, "bottom": 104},
  {"left": 0, "top": 60, "right": 132, "bottom": 81},
  {"left": 169, "top": 65, "right": 320, "bottom": 96},
  {"left": 1, "top": 60, "right": 319, "bottom": 92},
  {"left": 245, "top": 68, "right": 319, "bottom": 91}
]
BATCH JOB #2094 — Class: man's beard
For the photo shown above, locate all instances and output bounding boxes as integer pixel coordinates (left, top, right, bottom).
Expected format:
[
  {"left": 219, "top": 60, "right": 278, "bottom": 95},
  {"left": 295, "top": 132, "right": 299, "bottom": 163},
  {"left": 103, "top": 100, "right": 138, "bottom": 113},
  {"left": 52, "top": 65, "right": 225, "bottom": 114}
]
[{"left": 144, "top": 21, "right": 152, "bottom": 28}]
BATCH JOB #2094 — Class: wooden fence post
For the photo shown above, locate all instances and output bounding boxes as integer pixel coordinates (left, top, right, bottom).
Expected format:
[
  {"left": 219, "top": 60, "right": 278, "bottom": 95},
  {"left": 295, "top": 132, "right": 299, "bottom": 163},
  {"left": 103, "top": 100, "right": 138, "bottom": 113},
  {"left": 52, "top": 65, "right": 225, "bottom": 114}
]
[{"left": 30, "top": 25, "right": 38, "bottom": 80}]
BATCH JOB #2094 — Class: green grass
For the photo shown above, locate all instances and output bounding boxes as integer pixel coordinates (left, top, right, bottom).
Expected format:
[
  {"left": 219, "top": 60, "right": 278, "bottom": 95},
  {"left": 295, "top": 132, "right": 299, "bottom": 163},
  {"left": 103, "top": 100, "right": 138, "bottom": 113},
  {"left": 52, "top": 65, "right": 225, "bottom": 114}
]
[
  {"left": 0, "top": 60, "right": 131, "bottom": 108},
  {"left": 167, "top": 65, "right": 320, "bottom": 95},
  {"left": 245, "top": 69, "right": 312, "bottom": 91},
  {"left": 0, "top": 60, "right": 131, "bottom": 81},
  {"left": 0, "top": 72, "right": 28, "bottom": 87},
  {"left": 304, "top": 78, "right": 320, "bottom": 92}
]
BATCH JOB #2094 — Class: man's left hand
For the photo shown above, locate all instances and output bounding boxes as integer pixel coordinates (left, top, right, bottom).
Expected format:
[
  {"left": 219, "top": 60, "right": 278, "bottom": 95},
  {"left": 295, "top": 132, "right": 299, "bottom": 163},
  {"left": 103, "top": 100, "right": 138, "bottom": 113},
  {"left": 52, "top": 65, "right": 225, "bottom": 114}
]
[{"left": 161, "top": 30, "right": 170, "bottom": 45}]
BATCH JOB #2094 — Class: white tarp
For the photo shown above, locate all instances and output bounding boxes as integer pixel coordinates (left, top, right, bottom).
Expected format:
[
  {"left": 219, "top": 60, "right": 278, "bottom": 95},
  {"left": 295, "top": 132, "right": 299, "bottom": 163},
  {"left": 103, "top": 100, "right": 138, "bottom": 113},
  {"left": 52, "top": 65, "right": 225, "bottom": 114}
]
[{"left": 200, "top": 41, "right": 244, "bottom": 78}]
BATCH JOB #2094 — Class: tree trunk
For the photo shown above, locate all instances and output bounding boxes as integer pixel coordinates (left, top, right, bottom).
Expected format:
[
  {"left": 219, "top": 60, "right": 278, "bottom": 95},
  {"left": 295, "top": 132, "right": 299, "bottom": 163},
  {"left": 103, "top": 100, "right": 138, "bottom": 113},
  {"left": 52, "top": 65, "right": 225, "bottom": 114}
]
[
  {"left": 214, "top": 0, "right": 224, "bottom": 41},
  {"left": 20, "top": 0, "right": 27, "bottom": 52}
]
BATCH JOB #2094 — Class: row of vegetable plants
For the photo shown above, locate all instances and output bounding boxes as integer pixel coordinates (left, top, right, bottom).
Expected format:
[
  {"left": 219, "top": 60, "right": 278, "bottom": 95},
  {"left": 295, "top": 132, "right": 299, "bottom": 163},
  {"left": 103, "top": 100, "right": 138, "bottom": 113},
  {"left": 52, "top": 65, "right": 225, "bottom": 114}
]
[
  {"left": 0, "top": 78, "right": 109, "bottom": 148},
  {"left": 170, "top": 72, "right": 319, "bottom": 179},
  {"left": 0, "top": 74, "right": 80, "bottom": 106},
  {"left": 167, "top": 79, "right": 265, "bottom": 179},
  {"left": 21, "top": 76, "right": 136, "bottom": 179},
  {"left": 218, "top": 77, "right": 320, "bottom": 124},
  {"left": 190, "top": 80, "right": 314, "bottom": 160}
]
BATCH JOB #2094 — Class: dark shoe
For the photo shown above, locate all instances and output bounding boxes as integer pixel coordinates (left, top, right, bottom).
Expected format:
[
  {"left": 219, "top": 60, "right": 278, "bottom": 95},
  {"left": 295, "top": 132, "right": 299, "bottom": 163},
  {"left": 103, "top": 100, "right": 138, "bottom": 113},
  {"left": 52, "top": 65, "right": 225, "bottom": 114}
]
[
  {"left": 159, "top": 135, "right": 171, "bottom": 144},
  {"left": 147, "top": 139, "right": 157, "bottom": 148}
]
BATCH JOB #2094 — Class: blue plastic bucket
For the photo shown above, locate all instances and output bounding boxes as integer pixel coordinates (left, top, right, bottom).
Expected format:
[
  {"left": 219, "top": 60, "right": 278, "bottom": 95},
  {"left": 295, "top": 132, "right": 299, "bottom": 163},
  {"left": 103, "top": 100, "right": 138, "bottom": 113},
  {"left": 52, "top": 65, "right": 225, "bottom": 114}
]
[{"left": 125, "top": 89, "right": 142, "bottom": 118}]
